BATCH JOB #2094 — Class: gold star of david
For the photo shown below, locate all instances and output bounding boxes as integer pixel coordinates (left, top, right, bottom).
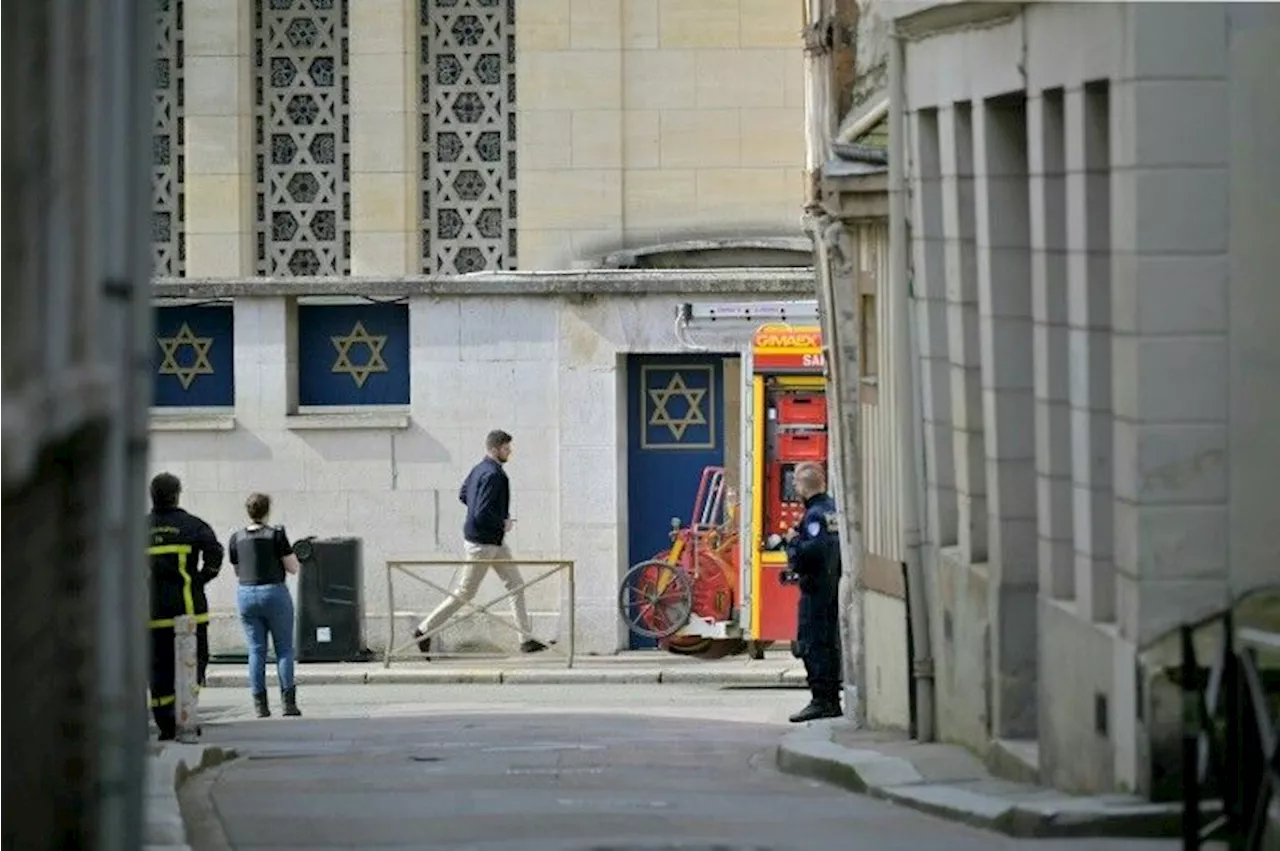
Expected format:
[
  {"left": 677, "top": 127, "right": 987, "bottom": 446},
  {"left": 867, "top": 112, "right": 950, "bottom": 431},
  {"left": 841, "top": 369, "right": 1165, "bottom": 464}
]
[
  {"left": 331, "top": 320, "right": 389, "bottom": 388},
  {"left": 647, "top": 372, "right": 708, "bottom": 440},
  {"left": 157, "top": 322, "right": 215, "bottom": 390}
]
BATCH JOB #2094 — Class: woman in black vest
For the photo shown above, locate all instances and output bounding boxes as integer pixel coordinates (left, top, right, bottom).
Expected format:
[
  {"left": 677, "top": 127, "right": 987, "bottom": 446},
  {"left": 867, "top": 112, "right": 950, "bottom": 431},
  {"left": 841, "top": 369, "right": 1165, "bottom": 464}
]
[{"left": 228, "top": 493, "right": 302, "bottom": 718}]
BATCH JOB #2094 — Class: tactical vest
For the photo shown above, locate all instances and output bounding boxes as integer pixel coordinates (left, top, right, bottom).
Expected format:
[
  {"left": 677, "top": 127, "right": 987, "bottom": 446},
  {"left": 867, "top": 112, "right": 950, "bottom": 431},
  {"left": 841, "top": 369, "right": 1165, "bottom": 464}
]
[{"left": 232, "top": 526, "right": 286, "bottom": 586}]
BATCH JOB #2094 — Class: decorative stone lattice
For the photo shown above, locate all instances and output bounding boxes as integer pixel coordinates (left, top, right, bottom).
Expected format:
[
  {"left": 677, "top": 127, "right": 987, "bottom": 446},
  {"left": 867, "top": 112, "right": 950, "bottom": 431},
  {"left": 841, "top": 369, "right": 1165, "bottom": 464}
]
[
  {"left": 419, "top": 0, "right": 517, "bottom": 274},
  {"left": 253, "top": 0, "right": 350, "bottom": 277},
  {"left": 153, "top": 0, "right": 185, "bottom": 277}
]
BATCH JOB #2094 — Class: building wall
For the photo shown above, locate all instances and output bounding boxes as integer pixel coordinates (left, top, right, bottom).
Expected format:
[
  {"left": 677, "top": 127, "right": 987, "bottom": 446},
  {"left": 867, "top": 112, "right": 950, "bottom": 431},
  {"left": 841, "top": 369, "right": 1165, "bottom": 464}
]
[
  {"left": 148, "top": 281, "right": 807, "bottom": 656},
  {"left": 896, "top": 1, "right": 1280, "bottom": 796},
  {"left": 854, "top": 219, "right": 912, "bottom": 729},
  {"left": 162, "top": 0, "right": 807, "bottom": 279}
]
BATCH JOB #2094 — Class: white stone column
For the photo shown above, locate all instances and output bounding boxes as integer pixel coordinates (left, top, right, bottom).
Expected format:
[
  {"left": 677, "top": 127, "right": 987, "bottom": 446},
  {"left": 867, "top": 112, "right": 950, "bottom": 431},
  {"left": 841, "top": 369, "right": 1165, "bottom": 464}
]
[
  {"left": 1065, "top": 83, "right": 1115, "bottom": 622},
  {"left": 1028, "top": 90, "right": 1073, "bottom": 601},
  {"left": 350, "top": 0, "right": 416, "bottom": 275},
  {"left": 184, "top": 0, "right": 253, "bottom": 276},
  {"left": 939, "top": 104, "right": 988, "bottom": 564},
  {"left": 974, "top": 95, "right": 1038, "bottom": 739}
]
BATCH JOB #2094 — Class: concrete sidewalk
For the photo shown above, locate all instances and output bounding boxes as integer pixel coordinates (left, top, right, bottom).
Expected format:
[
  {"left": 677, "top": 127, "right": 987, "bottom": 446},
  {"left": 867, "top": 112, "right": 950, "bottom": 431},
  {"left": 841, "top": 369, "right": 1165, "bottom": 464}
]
[
  {"left": 777, "top": 722, "right": 1199, "bottom": 840},
  {"left": 145, "top": 743, "right": 234, "bottom": 851},
  {"left": 203, "top": 651, "right": 808, "bottom": 688}
]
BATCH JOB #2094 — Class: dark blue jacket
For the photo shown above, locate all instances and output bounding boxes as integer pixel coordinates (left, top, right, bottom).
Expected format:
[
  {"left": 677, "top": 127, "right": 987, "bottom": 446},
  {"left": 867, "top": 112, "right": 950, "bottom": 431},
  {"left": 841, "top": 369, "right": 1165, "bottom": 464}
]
[
  {"left": 784, "top": 491, "right": 842, "bottom": 597},
  {"left": 460, "top": 456, "right": 510, "bottom": 545}
]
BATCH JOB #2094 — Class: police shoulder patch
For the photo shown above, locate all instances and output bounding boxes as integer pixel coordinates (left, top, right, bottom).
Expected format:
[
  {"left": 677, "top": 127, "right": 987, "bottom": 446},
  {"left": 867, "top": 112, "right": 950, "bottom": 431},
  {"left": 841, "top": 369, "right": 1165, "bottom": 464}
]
[{"left": 807, "top": 521, "right": 822, "bottom": 538}]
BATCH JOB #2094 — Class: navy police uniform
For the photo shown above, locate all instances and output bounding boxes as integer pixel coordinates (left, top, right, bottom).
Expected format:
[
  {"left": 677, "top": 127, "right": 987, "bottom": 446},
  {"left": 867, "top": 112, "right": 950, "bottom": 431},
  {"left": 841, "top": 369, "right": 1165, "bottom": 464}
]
[
  {"left": 783, "top": 490, "right": 843, "bottom": 720},
  {"left": 147, "top": 506, "right": 223, "bottom": 739}
]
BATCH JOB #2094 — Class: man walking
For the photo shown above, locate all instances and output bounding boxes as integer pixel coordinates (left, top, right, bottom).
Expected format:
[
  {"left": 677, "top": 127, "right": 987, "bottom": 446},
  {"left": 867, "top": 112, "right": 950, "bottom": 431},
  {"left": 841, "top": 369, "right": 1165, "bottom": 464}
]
[
  {"left": 781, "top": 461, "right": 844, "bottom": 722},
  {"left": 146, "top": 472, "right": 224, "bottom": 740},
  {"left": 413, "top": 430, "right": 548, "bottom": 656}
]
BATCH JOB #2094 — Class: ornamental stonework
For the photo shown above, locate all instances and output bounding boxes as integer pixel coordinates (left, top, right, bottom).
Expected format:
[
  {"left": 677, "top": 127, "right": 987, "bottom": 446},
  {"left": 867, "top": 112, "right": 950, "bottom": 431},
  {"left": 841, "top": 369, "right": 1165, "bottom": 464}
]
[
  {"left": 153, "top": 0, "right": 185, "bottom": 277},
  {"left": 253, "top": 0, "right": 351, "bottom": 277},
  {"left": 419, "top": 0, "right": 517, "bottom": 274}
]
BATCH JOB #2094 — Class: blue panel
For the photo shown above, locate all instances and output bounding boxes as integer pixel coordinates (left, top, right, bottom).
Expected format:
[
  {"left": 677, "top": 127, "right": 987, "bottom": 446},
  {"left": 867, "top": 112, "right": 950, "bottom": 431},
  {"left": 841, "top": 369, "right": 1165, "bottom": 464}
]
[
  {"left": 298, "top": 304, "right": 410, "bottom": 406},
  {"left": 152, "top": 305, "right": 235, "bottom": 407},
  {"left": 625, "top": 354, "right": 727, "bottom": 648}
]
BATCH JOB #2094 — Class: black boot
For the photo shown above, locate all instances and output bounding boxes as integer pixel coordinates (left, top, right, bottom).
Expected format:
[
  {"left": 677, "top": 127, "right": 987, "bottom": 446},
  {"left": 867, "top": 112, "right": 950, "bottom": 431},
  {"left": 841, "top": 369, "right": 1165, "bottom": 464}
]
[
  {"left": 789, "top": 698, "right": 843, "bottom": 724},
  {"left": 282, "top": 687, "right": 301, "bottom": 717},
  {"left": 412, "top": 628, "right": 431, "bottom": 658},
  {"left": 253, "top": 690, "right": 271, "bottom": 718}
]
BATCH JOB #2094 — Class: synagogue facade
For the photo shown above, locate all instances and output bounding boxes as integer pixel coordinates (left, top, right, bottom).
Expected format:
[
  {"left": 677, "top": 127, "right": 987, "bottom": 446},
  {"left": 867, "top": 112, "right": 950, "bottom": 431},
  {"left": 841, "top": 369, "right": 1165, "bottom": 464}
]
[{"left": 148, "top": 0, "right": 815, "bottom": 655}]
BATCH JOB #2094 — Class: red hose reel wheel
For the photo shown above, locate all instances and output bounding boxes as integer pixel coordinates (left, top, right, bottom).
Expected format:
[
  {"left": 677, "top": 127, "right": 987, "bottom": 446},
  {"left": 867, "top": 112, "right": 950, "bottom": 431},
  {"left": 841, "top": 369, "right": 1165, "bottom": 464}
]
[{"left": 619, "top": 559, "right": 694, "bottom": 640}]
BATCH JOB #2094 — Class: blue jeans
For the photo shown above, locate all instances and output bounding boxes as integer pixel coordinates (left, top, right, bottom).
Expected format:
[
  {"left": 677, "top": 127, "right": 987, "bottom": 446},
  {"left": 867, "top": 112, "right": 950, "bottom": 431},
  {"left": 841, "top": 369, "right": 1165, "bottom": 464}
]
[{"left": 237, "top": 583, "right": 296, "bottom": 694}]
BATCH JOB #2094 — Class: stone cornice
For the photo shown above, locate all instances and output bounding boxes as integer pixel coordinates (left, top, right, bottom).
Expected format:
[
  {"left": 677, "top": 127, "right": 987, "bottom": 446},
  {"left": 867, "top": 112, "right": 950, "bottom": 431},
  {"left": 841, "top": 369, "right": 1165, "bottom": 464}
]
[{"left": 150, "top": 269, "right": 818, "bottom": 300}]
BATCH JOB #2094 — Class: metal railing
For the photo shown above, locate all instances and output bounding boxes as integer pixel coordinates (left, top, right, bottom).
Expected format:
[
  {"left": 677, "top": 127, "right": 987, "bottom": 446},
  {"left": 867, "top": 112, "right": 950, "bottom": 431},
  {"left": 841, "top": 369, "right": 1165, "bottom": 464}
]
[
  {"left": 1177, "top": 608, "right": 1280, "bottom": 850},
  {"left": 384, "top": 559, "right": 576, "bottom": 668}
]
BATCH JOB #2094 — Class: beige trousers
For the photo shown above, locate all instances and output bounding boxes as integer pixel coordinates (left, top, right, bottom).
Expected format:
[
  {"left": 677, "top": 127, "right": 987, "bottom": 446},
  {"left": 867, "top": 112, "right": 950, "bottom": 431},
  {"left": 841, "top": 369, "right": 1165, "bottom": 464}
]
[{"left": 416, "top": 541, "right": 533, "bottom": 642}]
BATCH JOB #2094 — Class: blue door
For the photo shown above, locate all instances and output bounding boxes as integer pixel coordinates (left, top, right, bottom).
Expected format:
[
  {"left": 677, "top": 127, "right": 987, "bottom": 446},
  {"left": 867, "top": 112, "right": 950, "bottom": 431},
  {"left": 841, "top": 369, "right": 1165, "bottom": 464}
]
[{"left": 625, "top": 354, "right": 726, "bottom": 648}]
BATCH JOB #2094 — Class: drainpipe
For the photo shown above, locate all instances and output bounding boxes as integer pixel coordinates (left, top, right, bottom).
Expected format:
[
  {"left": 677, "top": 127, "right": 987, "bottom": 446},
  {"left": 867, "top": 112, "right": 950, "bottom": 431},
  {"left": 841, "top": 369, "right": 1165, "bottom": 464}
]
[{"left": 889, "top": 21, "right": 936, "bottom": 742}]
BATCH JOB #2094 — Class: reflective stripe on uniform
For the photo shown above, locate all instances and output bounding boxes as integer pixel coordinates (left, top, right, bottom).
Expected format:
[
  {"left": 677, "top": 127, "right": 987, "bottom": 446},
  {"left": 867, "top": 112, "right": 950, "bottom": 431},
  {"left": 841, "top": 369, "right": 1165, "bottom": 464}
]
[
  {"left": 149, "top": 694, "right": 175, "bottom": 708},
  {"left": 148, "top": 543, "right": 197, "bottom": 619},
  {"left": 148, "top": 613, "right": 210, "bottom": 629}
]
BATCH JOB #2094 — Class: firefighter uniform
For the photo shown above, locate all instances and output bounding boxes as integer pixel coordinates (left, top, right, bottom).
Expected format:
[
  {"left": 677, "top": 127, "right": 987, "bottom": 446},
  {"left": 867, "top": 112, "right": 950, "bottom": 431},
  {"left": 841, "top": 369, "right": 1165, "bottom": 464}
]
[
  {"left": 783, "top": 490, "right": 843, "bottom": 721},
  {"left": 147, "top": 507, "right": 224, "bottom": 738}
]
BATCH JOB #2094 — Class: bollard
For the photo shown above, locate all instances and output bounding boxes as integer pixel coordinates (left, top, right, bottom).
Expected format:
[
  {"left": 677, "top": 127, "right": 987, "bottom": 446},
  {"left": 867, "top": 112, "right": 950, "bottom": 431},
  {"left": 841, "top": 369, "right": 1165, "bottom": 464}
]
[{"left": 174, "top": 614, "right": 200, "bottom": 743}]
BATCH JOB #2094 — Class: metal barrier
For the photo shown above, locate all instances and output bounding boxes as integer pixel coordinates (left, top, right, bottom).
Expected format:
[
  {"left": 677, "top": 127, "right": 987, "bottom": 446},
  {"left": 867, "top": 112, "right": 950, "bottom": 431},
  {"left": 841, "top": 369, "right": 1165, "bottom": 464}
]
[
  {"left": 385, "top": 559, "right": 576, "bottom": 668},
  {"left": 1177, "top": 608, "right": 1280, "bottom": 850}
]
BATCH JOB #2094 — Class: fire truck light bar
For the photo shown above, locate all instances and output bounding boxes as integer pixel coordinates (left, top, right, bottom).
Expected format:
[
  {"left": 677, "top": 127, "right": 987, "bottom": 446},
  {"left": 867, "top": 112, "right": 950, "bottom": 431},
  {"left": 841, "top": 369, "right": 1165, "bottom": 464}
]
[{"left": 678, "top": 301, "right": 819, "bottom": 326}]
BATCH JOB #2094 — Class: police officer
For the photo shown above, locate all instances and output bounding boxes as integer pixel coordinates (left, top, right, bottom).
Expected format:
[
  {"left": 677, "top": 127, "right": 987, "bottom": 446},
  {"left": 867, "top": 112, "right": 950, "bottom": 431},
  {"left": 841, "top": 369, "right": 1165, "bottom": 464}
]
[
  {"left": 780, "top": 461, "right": 843, "bottom": 723},
  {"left": 146, "top": 472, "right": 224, "bottom": 740}
]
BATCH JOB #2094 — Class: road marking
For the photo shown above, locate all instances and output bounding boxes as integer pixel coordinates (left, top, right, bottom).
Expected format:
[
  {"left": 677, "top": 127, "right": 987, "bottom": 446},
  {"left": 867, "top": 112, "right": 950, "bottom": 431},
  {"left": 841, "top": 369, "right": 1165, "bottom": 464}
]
[{"left": 506, "top": 767, "right": 606, "bottom": 776}]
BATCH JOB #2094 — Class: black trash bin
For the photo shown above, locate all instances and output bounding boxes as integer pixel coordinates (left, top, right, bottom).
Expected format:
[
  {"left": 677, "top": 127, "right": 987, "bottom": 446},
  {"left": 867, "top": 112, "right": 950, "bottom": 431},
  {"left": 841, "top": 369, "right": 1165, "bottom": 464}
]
[{"left": 294, "top": 536, "right": 370, "bottom": 663}]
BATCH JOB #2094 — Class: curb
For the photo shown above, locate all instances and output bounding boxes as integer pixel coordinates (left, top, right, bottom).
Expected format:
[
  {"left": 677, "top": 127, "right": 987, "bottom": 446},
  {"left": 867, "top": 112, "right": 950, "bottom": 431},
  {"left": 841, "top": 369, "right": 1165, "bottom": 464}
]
[
  {"left": 776, "top": 725, "right": 1189, "bottom": 839},
  {"left": 145, "top": 744, "right": 237, "bottom": 850},
  {"left": 203, "top": 668, "right": 808, "bottom": 688}
]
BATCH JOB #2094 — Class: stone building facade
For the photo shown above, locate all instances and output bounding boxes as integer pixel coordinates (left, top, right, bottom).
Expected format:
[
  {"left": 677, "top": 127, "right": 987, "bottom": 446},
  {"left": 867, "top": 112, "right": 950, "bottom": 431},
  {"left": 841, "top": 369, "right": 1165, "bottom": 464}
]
[
  {"left": 153, "top": 0, "right": 809, "bottom": 280},
  {"left": 147, "top": 0, "right": 815, "bottom": 656},
  {"left": 892, "top": 1, "right": 1280, "bottom": 797}
]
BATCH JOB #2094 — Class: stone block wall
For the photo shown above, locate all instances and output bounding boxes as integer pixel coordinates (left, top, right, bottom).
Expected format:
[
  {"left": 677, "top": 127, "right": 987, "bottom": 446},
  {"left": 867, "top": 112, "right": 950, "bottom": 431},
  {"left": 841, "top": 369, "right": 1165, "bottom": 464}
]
[
  {"left": 149, "top": 278, "right": 808, "bottom": 657},
  {"left": 167, "top": 0, "right": 808, "bottom": 279},
  {"left": 896, "top": 0, "right": 1280, "bottom": 797}
]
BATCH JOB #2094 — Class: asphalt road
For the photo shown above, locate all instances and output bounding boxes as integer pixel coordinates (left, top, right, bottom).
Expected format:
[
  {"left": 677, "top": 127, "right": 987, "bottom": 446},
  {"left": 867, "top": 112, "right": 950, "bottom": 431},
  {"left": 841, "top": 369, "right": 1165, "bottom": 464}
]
[{"left": 184, "top": 684, "right": 1186, "bottom": 851}]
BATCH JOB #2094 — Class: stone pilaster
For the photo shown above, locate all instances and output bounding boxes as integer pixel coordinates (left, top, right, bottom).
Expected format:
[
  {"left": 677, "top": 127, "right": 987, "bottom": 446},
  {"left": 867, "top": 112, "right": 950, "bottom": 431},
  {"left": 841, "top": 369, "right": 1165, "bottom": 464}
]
[
  {"left": 1065, "top": 83, "right": 1116, "bottom": 622},
  {"left": 1028, "top": 90, "right": 1074, "bottom": 601},
  {"left": 184, "top": 0, "right": 252, "bottom": 276},
  {"left": 350, "top": 0, "right": 415, "bottom": 274},
  {"left": 974, "top": 95, "right": 1038, "bottom": 739},
  {"left": 940, "top": 104, "right": 988, "bottom": 564}
]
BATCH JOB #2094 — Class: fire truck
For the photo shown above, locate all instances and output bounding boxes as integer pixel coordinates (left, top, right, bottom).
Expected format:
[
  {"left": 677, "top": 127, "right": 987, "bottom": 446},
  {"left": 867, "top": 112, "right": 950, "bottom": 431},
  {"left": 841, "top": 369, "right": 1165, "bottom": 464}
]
[{"left": 617, "top": 301, "right": 830, "bottom": 659}]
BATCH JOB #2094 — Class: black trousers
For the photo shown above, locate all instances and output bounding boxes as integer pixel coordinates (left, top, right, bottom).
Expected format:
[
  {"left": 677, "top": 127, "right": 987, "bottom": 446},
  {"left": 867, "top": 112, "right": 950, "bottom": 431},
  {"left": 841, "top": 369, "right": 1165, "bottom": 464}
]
[
  {"left": 797, "top": 593, "right": 841, "bottom": 703},
  {"left": 149, "top": 622, "right": 209, "bottom": 735}
]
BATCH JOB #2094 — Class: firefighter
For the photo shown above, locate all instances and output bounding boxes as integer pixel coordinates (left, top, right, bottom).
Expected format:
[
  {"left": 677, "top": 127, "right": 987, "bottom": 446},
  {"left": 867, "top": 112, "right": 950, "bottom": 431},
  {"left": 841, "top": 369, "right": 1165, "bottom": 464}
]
[
  {"left": 780, "top": 461, "right": 844, "bottom": 723},
  {"left": 147, "top": 472, "right": 224, "bottom": 740}
]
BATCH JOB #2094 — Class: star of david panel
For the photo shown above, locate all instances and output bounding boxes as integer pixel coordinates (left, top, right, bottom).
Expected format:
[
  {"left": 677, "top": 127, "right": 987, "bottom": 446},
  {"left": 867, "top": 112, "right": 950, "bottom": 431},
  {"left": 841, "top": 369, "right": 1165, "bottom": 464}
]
[
  {"left": 253, "top": 0, "right": 351, "bottom": 277},
  {"left": 640, "top": 365, "right": 717, "bottom": 450},
  {"left": 152, "top": 306, "right": 234, "bottom": 407},
  {"left": 153, "top": 0, "right": 185, "bottom": 278},
  {"left": 419, "top": 0, "right": 518, "bottom": 274},
  {"left": 297, "top": 303, "right": 409, "bottom": 406}
]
